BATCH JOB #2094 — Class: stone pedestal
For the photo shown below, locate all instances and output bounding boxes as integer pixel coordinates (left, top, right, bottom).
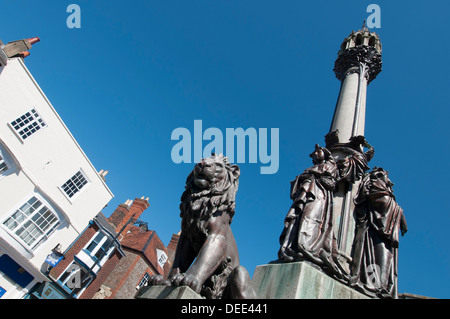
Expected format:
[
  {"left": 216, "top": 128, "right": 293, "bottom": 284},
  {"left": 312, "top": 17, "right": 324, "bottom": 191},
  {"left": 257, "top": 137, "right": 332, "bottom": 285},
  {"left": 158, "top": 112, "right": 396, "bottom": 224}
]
[
  {"left": 136, "top": 285, "right": 204, "bottom": 299},
  {"left": 251, "top": 261, "right": 370, "bottom": 299}
]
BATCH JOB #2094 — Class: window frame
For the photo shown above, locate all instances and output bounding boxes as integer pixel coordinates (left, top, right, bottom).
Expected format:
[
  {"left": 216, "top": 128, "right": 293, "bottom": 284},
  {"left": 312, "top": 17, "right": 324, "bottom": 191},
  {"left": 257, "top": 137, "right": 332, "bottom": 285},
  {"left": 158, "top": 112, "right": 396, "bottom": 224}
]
[
  {"left": 82, "top": 230, "right": 113, "bottom": 263},
  {"left": 0, "top": 152, "right": 8, "bottom": 175},
  {"left": 8, "top": 108, "right": 47, "bottom": 142},
  {"left": 1, "top": 194, "right": 60, "bottom": 251},
  {"left": 57, "top": 261, "right": 93, "bottom": 298},
  {"left": 136, "top": 272, "right": 151, "bottom": 290},
  {"left": 59, "top": 169, "right": 90, "bottom": 202},
  {"left": 0, "top": 142, "right": 17, "bottom": 180}
]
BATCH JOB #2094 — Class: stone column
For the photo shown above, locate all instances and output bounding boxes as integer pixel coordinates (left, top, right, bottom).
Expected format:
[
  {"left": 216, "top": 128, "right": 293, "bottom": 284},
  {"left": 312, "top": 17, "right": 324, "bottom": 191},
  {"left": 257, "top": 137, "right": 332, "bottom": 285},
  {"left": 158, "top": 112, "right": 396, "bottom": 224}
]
[
  {"left": 330, "top": 66, "right": 368, "bottom": 143},
  {"left": 328, "top": 28, "right": 382, "bottom": 269}
]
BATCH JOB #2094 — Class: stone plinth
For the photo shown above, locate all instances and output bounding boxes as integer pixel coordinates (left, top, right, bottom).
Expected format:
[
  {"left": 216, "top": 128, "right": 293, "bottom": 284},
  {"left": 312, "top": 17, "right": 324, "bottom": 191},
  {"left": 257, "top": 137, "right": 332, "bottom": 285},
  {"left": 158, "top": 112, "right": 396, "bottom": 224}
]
[
  {"left": 136, "top": 285, "right": 204, "bottom": 299},
  {"left": 251, "top": 261, "right": 370, "bottom": 299}
]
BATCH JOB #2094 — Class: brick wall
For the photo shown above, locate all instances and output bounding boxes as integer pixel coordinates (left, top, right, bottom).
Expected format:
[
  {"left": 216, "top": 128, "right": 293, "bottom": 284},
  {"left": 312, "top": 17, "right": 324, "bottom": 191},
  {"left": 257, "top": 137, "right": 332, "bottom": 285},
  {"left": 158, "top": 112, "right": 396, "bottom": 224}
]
[
  {"left": 49, "top": 224, "right": 98, "bottom": 280},
  {"left": 79, "top": 250, "right": 122, "bottom": 299},
  {"left": 102, "top": 249, "right": 157, "bottom": 299},
  {"left": 102, "top": 250, "right": 137, "bottom": 292},
  {"left": 48, "top": 223, "right": 124, "bottom": 299},
  {"left": 167, "top": 232, "right": 180, "bottom": 264}
]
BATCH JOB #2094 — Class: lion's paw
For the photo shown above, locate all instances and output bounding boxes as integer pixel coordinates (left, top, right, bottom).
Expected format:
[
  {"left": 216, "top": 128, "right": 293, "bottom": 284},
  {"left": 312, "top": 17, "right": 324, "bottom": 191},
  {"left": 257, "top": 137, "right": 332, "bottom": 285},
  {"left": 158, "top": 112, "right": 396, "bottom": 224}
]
[
  {"left": 148, "top": 274, "right": 170, "bottom": 286},
  {"left": 171, "top": 273, "right": 202, "bottom": 294}
]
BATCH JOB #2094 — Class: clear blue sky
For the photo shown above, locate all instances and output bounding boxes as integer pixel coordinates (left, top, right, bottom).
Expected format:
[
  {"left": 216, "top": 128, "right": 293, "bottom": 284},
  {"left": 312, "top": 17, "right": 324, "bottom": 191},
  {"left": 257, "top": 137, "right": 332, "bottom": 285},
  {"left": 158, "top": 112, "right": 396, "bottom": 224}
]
[{"left": 1, "top": 1, "right": 449, "bottom": 299}]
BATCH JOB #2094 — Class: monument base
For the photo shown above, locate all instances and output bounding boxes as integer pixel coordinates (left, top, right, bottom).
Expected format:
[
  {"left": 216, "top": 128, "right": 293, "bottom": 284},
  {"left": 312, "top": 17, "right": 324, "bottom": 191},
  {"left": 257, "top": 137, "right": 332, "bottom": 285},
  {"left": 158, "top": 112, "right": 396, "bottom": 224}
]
[
  {"left": 136, "top": 285, "right": 204, "bottom": 299},
  {"left": 251, "top": 261, "right": 370, "bottom": 299}
]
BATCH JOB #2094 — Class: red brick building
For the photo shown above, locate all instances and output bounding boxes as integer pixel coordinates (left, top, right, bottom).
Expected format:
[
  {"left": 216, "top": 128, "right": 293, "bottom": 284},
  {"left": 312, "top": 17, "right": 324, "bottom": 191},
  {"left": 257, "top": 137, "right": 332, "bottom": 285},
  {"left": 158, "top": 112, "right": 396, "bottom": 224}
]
[
  {"left": 29, "top": 197, "right": 177, "bottom": 299},
  {"left": 167, "top": 231, "right": 180, "bottom": 263},
  {"left": 46, "top": 212, "right": 125, "bottom": 299},
  {"left": 94, "top": 197, "right": 173, "bottom": 299}
]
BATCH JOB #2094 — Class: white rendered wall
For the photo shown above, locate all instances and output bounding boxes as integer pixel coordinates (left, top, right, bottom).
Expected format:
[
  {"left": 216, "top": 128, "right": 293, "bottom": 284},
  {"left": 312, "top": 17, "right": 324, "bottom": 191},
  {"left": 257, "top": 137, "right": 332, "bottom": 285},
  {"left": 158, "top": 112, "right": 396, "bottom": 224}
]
[{"left": 0, "top": 57, "right": 113, "bottom": 298}]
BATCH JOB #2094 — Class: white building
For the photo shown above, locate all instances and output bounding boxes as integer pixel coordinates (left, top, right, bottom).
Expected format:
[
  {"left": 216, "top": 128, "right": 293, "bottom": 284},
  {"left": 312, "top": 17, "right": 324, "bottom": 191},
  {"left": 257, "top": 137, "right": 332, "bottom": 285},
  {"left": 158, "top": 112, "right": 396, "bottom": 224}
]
[{"left": 0, "top": 37, "right": 113, "bottom": 298}]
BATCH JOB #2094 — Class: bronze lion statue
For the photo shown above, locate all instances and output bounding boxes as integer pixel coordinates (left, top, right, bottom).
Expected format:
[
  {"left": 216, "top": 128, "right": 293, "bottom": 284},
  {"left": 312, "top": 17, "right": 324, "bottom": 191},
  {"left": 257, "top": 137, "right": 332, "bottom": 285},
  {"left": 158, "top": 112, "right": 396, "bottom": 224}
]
[{"left": 149, "top": 154, "right": 255, "bottom": 299}]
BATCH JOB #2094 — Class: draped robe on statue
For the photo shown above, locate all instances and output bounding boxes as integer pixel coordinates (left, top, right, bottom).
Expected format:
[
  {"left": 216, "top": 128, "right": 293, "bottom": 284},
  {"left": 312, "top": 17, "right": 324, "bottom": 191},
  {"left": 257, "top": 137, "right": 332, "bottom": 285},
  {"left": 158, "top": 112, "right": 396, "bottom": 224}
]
[
  {"left": 350, "top": 168, "right": 407, "bottom": 298},
  {"left": 278, "top": 151, "right": 347, "bottom": 280}
]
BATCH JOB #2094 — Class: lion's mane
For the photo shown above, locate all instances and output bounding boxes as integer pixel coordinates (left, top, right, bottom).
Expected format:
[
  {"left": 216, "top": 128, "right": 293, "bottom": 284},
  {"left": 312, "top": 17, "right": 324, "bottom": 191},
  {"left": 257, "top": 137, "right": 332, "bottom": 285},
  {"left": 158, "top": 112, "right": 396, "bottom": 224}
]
[{"left": 179, "top": 154, "right": 239, "bottom": 251}]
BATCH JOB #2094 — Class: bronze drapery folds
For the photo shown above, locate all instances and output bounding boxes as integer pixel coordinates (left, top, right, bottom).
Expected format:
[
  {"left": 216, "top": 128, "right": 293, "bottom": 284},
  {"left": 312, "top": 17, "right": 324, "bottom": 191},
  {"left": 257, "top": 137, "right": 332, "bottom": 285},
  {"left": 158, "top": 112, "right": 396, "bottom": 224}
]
[
  {"left": 349, "top": 167, "right": 407, "bottom": 298},
  {"left": 275, "top": 136, "right": 408, "bottom": 299},
  {"left": 277, "top": 145, "right": 348, "bottom": 281},
  {"left": 326, "top": 132, "right": 375, "bottom": 184}
]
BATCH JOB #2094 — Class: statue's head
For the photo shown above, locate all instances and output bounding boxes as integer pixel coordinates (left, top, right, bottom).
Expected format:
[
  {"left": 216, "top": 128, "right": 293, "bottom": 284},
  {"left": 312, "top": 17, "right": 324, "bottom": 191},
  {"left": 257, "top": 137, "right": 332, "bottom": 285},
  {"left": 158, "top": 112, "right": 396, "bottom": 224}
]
[
  {"left": 181, "top": 153, "right": 240, "bottom": 220},
  {"left": 310, "top": 144, "right": 332, "bottom": 164},
  {"left": 190, "top": 153, "right": 240, "bottom": 192},
  {"left": 369, "top": 167, "right": 394, "bottom": 190}
]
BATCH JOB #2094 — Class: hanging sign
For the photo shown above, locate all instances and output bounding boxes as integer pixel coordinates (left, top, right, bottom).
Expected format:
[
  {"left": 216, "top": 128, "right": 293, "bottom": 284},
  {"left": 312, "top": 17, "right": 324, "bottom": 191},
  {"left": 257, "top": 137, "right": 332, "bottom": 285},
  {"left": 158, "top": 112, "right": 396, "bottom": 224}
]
[
  {"left": 156, "top": 249, "right": 168, "bottom": 268},
  {"left": 45, "top": 251, "right": 64, "bottom": 267}
]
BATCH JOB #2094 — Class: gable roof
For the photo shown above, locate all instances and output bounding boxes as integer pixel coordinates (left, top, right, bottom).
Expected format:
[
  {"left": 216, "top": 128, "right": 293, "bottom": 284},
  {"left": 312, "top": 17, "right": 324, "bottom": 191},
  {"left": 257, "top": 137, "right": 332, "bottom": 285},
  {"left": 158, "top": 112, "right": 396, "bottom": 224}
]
[{"left": 120, "top": 225, "right": 171, "bottom": 276}]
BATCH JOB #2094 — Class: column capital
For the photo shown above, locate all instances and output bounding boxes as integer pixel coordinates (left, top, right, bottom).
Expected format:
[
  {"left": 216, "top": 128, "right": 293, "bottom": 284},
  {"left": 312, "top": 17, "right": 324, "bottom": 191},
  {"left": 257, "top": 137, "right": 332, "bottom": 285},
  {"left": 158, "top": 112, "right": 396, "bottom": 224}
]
[{"left": 333, "top": 46, "right": 382, "bottom": 84}]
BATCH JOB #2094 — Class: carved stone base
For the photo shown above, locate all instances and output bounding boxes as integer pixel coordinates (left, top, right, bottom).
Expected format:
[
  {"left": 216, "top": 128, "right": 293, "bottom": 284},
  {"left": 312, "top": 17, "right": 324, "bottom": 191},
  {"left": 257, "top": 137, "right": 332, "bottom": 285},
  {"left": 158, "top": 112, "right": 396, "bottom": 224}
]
[
  {"left": 251, "top": 261, "right": 370, "bottom": 299},
  {"left": 135, "top": 285, "right": 205, "bottom": 299}
]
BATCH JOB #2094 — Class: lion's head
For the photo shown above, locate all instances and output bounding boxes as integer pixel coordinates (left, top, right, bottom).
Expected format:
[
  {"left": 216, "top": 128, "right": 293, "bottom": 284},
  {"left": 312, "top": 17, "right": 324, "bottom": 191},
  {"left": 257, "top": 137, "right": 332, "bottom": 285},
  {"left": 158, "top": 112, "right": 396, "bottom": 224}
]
[{"left": 180, "top": 154, "right": 240, "bottom": 235}]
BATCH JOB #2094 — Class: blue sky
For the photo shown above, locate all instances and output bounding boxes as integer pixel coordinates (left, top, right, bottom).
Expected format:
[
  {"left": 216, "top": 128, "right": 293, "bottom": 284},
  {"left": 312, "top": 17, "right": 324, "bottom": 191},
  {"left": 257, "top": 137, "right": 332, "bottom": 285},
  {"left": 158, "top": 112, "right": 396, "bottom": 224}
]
[{"left": 1, "top": 1, "right": 449, "bottom": 299}]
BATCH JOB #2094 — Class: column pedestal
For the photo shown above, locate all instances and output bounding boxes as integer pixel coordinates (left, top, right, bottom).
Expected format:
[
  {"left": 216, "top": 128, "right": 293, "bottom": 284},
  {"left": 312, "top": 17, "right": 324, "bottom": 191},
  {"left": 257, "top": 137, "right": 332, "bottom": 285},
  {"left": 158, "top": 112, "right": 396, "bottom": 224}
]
[
  {"left": 135, "top": 285, "right": 204, "bottom": 299},
  {"left": 251, "top": 261, "right": 370, "bottom": 299}
]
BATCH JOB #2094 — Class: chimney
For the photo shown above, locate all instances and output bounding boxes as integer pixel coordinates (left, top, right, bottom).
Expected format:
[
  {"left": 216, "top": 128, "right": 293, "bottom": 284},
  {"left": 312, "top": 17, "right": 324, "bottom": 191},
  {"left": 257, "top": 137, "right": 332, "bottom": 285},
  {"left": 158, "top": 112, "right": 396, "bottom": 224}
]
[
  {"left": 98, "top": 169, "right": 109, "bottom": 181},
  {"left": 18, "top": 51, "right": 30, "bottom": 58},
  {"left": 27, "top": 37, "right": 40, "bottom": 45},
  {"left": 108, "top": 197, "right": 150, "bottom": 233},
  {"left": 3, "top": 36, "right": 40, "bottom": 59}
]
